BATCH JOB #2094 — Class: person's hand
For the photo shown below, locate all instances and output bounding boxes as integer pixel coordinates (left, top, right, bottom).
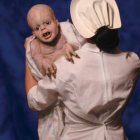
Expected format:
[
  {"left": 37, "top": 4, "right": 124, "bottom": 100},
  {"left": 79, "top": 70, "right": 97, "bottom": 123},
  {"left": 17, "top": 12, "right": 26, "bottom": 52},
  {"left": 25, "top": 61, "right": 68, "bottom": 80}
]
[
  {"left": 42, "top": 58, "right": 57, "bottom": 79},
  {"left": 64, "top": 43, "right": 80, "bottom": 63},
  {"left": 24, "top": 35, "right": 35, "bottom": 49}
]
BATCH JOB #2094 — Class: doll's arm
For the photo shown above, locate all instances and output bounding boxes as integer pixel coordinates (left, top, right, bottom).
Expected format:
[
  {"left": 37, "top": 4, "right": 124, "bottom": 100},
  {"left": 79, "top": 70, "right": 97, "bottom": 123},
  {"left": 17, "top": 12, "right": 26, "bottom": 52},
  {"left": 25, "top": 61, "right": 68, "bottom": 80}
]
[
  {"left": 41, "top": 58, "right": 57, "bottom": 78},
  {"left": 31, "top": 46, "right": 46, "bottom": 75},
  {"left": 63, "top": 43, "right": 80, "bottom": 63}
]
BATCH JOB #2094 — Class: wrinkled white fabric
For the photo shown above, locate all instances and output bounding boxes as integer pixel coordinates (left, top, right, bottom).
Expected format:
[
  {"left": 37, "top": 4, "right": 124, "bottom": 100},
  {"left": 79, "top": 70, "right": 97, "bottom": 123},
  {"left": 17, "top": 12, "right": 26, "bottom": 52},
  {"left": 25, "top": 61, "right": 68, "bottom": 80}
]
[{"left": 28, "top": 43, "right": 140, "bottom": 140}]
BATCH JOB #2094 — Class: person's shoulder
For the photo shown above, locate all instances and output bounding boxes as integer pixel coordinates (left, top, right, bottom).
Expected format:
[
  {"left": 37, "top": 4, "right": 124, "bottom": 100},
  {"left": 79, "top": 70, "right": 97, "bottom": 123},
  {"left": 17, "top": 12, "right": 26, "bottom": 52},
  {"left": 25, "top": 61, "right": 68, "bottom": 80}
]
[
  {"left": 59, "top": 20, "right": 86, "bottom": 47},
  {"left": 121, "top": 51, "right": 140, "bottom": 69},
  {"left": 59, "top": 20, "right": 73, "bottom": 27},
  {"left": 54, "top": 55, "right": 77, "bottom": 80},
  {"left": 123, "top": 51, "right": 140, "bottom": 61},
  {"left": 59, "top": 20, "right": 74, "bottom": 34},
  {"left": 114, "top": 49, "right": 139, "bottom": 60},
  {"left": 55, "top": 55, "right": 70, "bottom": 68},
  {"left": 130, "top": 52, "right": 139, "bottom": 59}
]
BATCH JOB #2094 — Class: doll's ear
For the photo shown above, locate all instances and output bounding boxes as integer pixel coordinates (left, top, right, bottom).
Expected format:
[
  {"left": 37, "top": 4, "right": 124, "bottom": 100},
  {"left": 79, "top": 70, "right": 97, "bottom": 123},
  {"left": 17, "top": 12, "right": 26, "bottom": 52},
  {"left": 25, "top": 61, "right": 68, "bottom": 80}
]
[
  {"left": 31, "top": 32, "right": 37, "bottom": 40},
  {"left": 56, "top": 19, "right": 59, "bottom": 27}
]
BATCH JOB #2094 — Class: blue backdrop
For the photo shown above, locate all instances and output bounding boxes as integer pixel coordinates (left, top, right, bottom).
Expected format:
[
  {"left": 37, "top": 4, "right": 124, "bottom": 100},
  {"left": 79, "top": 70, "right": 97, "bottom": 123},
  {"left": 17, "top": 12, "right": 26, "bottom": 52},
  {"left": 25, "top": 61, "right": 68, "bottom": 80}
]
[{"left": 0, "top": 0, "right": 140, "bottom": 140}]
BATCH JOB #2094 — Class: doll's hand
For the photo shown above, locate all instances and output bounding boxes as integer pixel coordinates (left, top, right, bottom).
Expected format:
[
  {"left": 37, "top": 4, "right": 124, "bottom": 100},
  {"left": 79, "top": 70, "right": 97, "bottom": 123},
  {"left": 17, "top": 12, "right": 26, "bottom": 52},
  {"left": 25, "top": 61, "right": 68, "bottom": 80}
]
[
  {"left": 42, "top": 59, "right": 57, "bottom": 79},
  {"left": 24, "top": 35, "right": 35, "bottom": 49},
  {"left": 64, "top": 43, "right": 80, "bottom": 63}
]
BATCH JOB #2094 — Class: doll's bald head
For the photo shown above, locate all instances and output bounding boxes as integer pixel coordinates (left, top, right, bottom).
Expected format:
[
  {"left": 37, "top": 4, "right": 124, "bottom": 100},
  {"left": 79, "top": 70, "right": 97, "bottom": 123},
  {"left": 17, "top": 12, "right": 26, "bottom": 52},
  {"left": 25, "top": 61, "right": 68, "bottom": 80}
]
[{"left": 27, "top": 4, "right": 56, "bottom": 30}]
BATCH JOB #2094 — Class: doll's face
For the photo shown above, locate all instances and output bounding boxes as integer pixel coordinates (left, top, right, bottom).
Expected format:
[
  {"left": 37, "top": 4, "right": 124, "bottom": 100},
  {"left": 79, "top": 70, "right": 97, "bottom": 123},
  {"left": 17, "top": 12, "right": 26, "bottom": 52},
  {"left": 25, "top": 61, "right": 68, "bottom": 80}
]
[{"left": 27, "top": 5, "right": 59, "bottom": 43}]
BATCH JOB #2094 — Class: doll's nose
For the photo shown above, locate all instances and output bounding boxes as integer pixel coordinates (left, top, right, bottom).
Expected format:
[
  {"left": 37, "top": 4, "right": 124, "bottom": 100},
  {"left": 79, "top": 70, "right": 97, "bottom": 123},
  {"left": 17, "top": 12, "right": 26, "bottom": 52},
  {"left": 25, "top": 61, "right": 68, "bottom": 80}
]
[{"left": 40, "top": 24, "right": 46, "bottom": 30}]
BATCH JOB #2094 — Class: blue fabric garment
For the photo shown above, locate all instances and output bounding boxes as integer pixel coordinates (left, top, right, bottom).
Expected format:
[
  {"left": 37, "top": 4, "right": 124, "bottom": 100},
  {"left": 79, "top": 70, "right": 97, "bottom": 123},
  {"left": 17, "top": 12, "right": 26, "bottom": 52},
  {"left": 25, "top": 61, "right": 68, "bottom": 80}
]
[{"left": 0, "top": 0, "right": 139, "bottom": 140}]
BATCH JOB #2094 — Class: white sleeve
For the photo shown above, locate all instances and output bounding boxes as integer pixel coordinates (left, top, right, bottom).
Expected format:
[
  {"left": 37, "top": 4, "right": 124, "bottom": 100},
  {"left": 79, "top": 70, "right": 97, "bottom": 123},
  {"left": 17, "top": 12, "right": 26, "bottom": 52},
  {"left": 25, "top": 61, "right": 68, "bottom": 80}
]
[
  {"left": 27, "top": 77, "right": 58, "bottom": 111},
  {"left": 69, "top": 23, "right": 87, "bottom": 47}
]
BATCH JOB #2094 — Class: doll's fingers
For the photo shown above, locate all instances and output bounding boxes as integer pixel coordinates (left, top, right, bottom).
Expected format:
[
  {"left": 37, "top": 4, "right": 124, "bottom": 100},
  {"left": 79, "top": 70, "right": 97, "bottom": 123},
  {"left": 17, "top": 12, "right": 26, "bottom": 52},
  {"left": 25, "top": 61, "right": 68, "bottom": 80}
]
[
  {"left": 65, "top": 55, "right": 74, "bottom": 63},
  {"left": 48, "top": 68, "right": 56, "bottom": 79},
  {"left": 65, "top": 43, "right": 80, "bottom": 59},
  {"left": 46, "top": 69, "right": 51, "bottom": 78},
  {"left": 70, "top": 57, "right": 74, "bottom": 63},
  {"left": 65, "top": 51, "right": 72, "bottom": 61},
  {"left": 52, "top": 73, "right": 56, "bottom": 78},
  {"left": 71, "top": 52, "right": 80, "bottom": 59},
  {"left": 70, "top": 49, "right": 75, "bottom": 55},
  {"left": 65, "top": 54, "right": 70, "bottom": 61},
  {"left": 52, "top": 64, "right": 57, "bottom": 74},
  {"left": 64, "top": 54, "right": 69, "bottom": 60},
  {"left": 68, "top": 51, "right": 75, "bottom": 63},
  {"left": 46, "top": 69, "right": 50, "bottom": 75},
  {"left": 47, "top": 67, "right": 51, "bottom": 73},
  {"left": 48, "top": 66, "right": 56, "bottom": 76},
  {"left": 75, "top": 54, "right": 80, "bottom": 58},
  {"left": 46, "top": 69, "right": 49, "bottom": 74}
]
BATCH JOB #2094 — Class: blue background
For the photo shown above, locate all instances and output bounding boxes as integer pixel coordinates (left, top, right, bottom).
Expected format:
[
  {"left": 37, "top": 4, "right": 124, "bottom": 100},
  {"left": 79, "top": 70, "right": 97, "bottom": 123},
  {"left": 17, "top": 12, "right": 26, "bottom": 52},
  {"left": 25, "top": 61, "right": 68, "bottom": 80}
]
[{"left": 0, "top": 0, "right": 140, "bottom": 140}]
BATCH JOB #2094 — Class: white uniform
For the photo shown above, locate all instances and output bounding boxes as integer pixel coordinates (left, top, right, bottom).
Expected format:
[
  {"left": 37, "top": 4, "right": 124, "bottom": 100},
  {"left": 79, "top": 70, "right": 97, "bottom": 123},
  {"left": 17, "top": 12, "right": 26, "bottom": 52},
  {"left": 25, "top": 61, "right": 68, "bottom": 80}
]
[{"left": 27, "top": 42, "right": 140, "bottom": 140}]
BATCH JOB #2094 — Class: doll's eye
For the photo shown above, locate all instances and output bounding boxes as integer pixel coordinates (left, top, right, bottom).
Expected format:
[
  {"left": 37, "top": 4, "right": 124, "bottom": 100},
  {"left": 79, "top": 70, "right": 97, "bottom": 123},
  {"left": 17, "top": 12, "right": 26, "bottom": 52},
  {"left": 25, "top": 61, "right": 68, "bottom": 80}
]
[
  {"left": 35, "top": 27, "right": 39, "bottom": 31},
  {"left": 46, "top": 21, "right": 50, "bottom": 25}
]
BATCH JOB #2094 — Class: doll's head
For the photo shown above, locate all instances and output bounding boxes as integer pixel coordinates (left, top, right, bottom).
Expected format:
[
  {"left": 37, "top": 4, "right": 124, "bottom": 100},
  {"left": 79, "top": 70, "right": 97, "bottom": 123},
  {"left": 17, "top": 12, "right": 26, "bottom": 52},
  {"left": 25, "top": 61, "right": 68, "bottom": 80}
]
[{"left": 27, "top": 4, "right": 59, "bottom": 43}]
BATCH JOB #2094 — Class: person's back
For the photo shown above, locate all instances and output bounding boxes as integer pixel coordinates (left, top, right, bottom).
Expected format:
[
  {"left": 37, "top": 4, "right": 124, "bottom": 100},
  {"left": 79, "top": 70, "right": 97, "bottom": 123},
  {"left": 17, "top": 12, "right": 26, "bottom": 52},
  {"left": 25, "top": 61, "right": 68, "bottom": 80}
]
[{"left": 53, "top": 42, "right": 140, "bottom": 139}]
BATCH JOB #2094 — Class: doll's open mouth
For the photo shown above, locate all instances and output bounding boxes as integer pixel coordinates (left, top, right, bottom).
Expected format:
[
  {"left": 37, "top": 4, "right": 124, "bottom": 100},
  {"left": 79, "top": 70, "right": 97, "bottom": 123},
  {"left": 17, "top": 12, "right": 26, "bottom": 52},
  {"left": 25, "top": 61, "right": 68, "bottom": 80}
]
[{"left": 43, "top": 32, "right": 51, "bottom": 38}]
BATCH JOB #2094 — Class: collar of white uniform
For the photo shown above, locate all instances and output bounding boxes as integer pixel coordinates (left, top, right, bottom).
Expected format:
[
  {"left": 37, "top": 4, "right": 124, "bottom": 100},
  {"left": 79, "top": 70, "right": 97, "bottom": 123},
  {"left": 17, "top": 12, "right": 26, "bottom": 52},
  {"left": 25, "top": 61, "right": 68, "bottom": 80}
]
[{"left": 82, "top": 42, "right": 100, "bottom": 53}]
